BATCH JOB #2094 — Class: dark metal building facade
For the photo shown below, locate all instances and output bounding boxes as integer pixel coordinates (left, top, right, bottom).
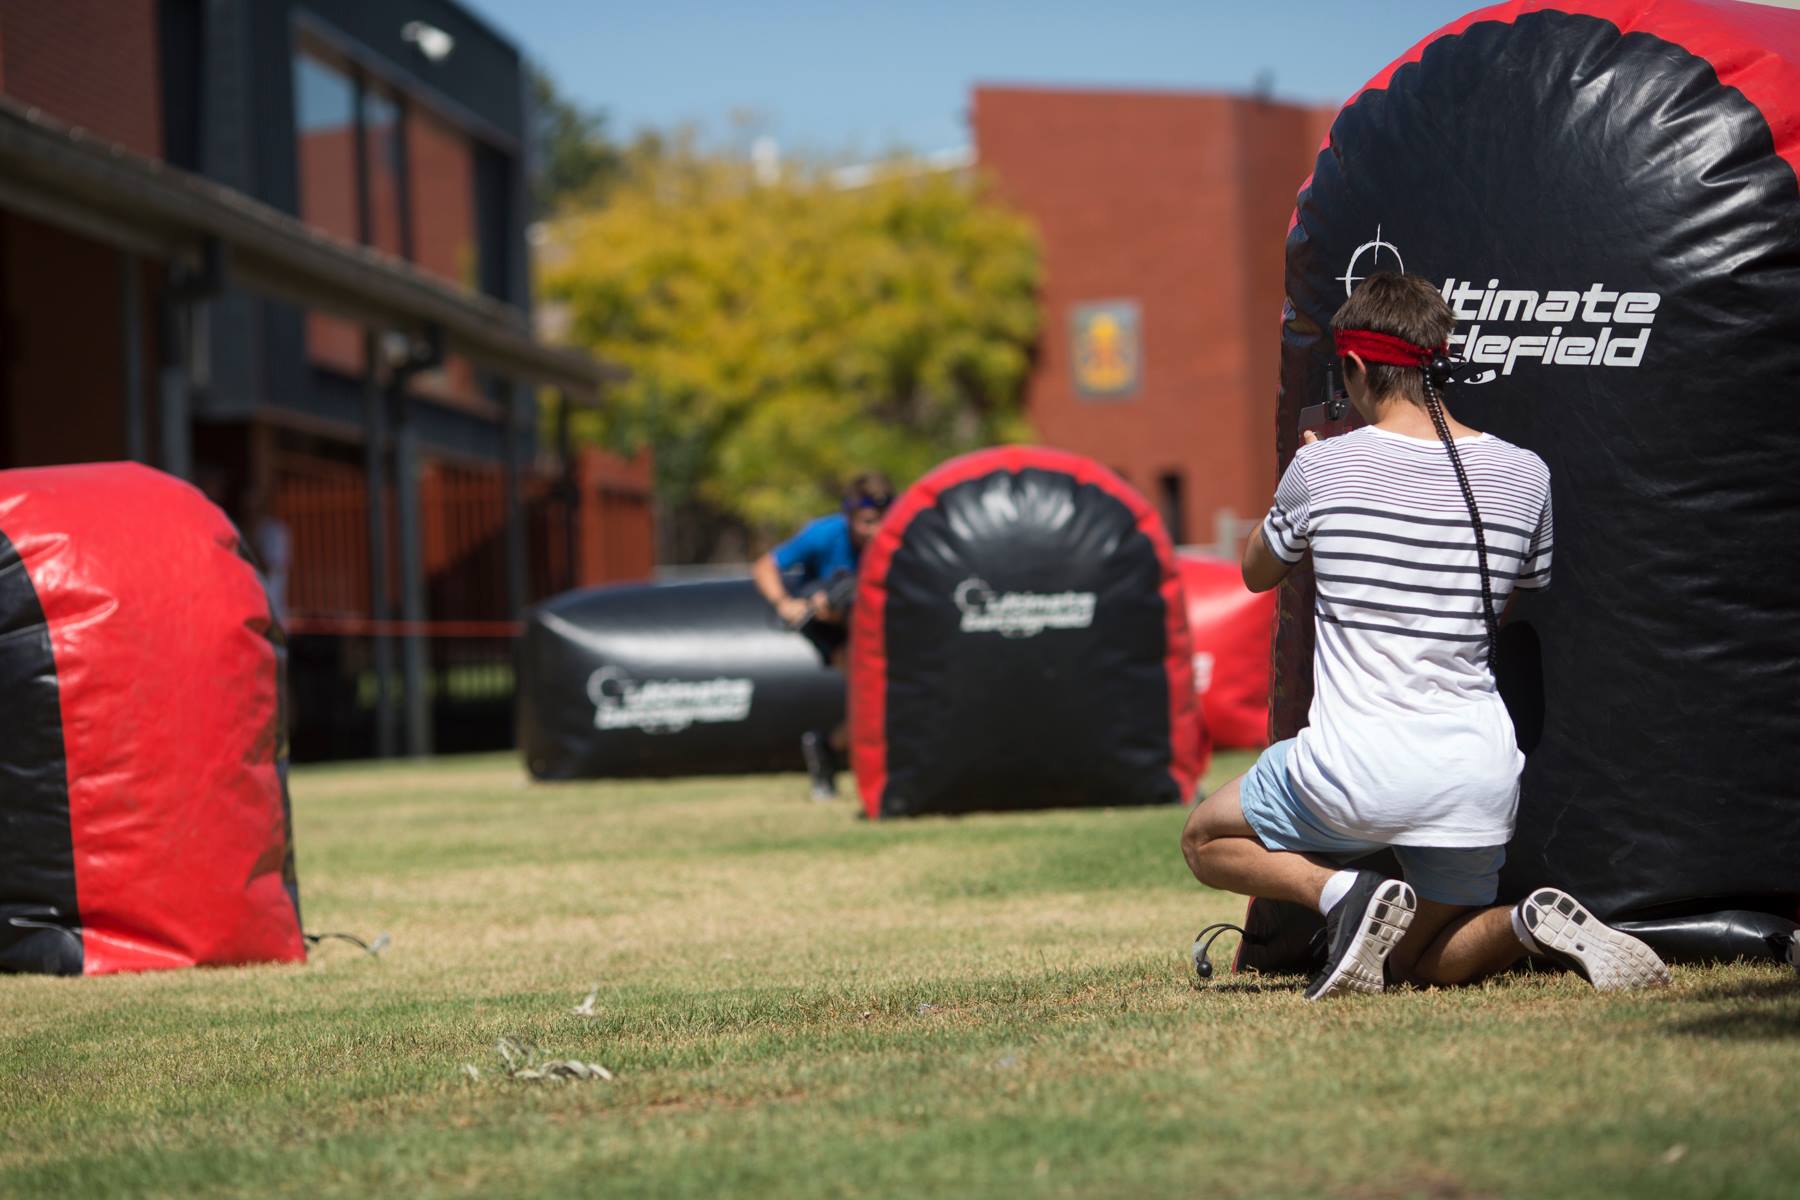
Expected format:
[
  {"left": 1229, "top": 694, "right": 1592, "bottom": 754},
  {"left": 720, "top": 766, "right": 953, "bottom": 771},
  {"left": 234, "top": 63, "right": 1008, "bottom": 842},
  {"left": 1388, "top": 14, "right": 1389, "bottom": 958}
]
[{"left": 0, "top": 0, "right": 653, "bottom": 759}]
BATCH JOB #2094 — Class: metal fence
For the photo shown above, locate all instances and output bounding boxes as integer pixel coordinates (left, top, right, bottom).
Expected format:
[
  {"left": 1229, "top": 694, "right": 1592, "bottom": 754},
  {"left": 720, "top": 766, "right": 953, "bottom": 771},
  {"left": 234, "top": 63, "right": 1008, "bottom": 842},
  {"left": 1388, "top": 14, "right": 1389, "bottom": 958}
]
[{"left": 274, "top": 446, "right": 653, "bottom": 760}]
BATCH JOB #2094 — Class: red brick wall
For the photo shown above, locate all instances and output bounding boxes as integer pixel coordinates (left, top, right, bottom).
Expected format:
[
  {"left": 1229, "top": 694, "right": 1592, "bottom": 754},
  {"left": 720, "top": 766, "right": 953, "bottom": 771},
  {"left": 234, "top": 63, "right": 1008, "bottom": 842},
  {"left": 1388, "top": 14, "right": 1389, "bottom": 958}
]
[
  {"left": 1234, "top": 100, "right": 1340, "bottom": 508},
  {"left": 973, "top": 87, "right": 1334, "bottom": 549},
  {"left": 0, "top": 0, "right": 161, "bottom": 158}
]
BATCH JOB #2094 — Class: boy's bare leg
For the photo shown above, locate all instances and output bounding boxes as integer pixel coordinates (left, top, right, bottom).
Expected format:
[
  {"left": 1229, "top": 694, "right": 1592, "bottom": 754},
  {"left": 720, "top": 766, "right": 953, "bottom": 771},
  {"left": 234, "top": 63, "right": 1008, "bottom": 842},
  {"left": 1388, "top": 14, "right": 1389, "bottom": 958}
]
[
  {"left": 1184, "top": 778, "right": 1529, "bottom": 986},
  {"left": 1180, "top": 775, "right": 1340, "bottom": 910},
  {"left": 1389, "top": 901, "right": 1527, "bottom": 986}
]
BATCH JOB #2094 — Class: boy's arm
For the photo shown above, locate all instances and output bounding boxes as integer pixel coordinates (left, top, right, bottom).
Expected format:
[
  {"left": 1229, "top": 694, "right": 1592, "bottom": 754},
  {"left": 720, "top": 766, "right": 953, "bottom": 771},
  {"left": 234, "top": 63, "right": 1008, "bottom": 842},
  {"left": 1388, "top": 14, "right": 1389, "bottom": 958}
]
[
  {"left": 1241, "top": 527, "right": 1297, "bottom": 593},
  {"left": 1244, "top": 435, "right": 1316, "bottom": 593},
  {"left": 753, "top": 551, "right": 812, "bottom": 627},
  {"left": 1513, "top": 488, "right": 1554, "bottom": 594},
  {"left": 1501, "top": 487, "right": 1555, "bottom": 625},
  {"left": 758, "top": 521, "right": 827, "bottom": 626}
]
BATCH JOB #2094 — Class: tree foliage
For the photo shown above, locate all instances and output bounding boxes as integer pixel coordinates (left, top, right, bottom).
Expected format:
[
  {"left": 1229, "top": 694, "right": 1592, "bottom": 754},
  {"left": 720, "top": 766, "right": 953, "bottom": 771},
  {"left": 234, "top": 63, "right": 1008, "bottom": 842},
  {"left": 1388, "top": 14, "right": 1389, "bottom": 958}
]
[
  {"left": 529, "top": 67, "right": 627, "bottom": 215},
  {"left": 541, "top": 149, "right": 1041, "bottom": 555}
]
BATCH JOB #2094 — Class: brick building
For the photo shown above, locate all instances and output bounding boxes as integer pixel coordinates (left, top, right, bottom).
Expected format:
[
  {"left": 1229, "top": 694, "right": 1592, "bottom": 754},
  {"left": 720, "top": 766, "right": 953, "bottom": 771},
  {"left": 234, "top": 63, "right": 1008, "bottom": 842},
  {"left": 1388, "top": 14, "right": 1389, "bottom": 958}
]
[
  {"left": 972, "top": 86, "right": 1334, "bottom": 551},
  {"left": 0, "top": 0, "right": 651, "bottom": 758}
]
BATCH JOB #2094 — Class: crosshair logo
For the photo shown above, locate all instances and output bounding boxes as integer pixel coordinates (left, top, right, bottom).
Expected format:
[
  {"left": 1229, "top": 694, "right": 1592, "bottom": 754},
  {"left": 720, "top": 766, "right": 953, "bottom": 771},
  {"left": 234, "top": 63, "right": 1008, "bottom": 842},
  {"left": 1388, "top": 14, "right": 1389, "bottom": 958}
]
[
  {"left": 1339, "top": 224, "right": 1405, "bottom": 296},
  {"left": 952, "top": 577, "right": 998, "bottom": 616}
]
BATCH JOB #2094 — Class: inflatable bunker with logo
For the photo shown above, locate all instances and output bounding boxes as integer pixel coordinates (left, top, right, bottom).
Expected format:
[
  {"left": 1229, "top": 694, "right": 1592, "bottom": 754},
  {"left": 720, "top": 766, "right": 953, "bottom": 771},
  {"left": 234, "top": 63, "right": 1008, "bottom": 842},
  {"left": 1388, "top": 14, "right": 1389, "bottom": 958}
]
[
  {"left": 1241, "top": 0, "right": 1800, "bottom": 970},
  {"left": 517, "top": 578, "right": 846, "bottom": 779},
  {"left": 850, "top": 446, "right": 1203, "bottom": 819},
  {"left": 0, "top": 464, "right": 303, "bottom": 977},
  {"left": 1176, "top": 554, "right": 1275, "bottom": 751}
]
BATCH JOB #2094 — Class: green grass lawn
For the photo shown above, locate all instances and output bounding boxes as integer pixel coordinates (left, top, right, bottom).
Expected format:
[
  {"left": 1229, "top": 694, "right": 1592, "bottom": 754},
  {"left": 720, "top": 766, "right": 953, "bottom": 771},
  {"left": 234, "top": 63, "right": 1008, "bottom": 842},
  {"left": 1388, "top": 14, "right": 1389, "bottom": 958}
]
[{"left": 3, "top": 751, "right": 1796, "bottom": 1199}]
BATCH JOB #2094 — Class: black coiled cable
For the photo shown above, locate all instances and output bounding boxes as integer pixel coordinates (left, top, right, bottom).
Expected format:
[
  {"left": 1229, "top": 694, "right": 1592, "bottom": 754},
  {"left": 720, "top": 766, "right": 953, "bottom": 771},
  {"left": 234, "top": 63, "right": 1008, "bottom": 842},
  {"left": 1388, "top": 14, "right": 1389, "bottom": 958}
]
[
  {"left": 1190, "top": 922, "right": 1247, "bottom": 982},
  {"left": 1421, "top": 371, "right": 1499, "bottom": 664}
]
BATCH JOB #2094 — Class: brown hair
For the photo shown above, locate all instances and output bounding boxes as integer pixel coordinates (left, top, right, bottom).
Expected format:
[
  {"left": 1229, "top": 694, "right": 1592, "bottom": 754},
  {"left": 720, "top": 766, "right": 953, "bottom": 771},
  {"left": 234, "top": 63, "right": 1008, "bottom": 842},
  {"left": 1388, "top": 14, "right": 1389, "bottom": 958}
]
[
  {"left": 1330, "top": 273, "right": 1455, "bottom": 407},
  {"left": 843, "top": 471, "right": 895, "bottom": 511}
]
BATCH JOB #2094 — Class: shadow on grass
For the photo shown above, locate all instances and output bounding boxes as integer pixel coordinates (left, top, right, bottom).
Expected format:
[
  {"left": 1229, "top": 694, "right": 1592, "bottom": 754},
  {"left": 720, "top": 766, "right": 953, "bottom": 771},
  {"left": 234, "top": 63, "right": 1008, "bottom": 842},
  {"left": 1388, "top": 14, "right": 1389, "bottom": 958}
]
[
  {"left": 1189, "top": 975, "right": 1308, "bottom": 996},
  {"left": 1670, "top": 973, "right": 1800, "bottom": 1041}
]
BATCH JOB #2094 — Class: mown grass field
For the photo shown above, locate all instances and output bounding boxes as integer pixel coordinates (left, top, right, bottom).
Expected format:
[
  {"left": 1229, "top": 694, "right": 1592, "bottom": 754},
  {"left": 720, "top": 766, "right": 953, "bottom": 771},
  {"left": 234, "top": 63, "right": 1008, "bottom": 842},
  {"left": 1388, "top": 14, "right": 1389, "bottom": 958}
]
[{"left": 3, "top": 751, "right": 1796, "bottom": 1199}]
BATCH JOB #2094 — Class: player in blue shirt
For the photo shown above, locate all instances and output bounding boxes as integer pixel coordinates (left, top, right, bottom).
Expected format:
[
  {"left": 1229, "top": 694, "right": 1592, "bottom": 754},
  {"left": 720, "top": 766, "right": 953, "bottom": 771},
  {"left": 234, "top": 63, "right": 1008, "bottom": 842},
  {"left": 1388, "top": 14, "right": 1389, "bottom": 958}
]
[{"left": 752, "top": 472, "right": 895, "bottom": 798}]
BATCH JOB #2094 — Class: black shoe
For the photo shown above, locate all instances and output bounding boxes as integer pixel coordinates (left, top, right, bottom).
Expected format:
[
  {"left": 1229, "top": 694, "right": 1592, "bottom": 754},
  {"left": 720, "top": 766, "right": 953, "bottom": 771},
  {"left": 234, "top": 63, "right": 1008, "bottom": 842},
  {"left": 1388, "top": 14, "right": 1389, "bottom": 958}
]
[
  {"left": 1515, "top": 888, "right": 1671, "bottom": 991},
  {"left": 1304, "top": 872, "right": 1416, "bottom": 1002},
  {"left": 800, "top": 731, "right": 838, "bottom": 800}
]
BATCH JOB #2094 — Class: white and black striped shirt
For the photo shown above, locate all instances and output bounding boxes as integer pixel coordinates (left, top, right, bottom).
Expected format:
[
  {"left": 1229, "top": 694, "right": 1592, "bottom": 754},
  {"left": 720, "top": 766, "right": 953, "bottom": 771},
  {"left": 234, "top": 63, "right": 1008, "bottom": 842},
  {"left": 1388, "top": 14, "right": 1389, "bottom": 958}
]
[{"left": 1262, "top": 426, "right": 1553, "bottom": 847}]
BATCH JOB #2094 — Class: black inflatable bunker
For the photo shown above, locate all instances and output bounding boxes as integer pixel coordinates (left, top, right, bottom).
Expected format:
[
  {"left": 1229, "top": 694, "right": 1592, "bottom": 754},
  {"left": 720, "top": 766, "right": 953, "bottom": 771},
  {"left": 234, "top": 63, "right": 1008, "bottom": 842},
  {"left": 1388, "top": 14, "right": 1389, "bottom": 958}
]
[
  {"left": 850, "top": 447, "right": 1201, "bottom": 818},
  {"left": 0, "top": 464, "right": 303, "bottom": 976},
  {"left": 518, "top": 578, "right": 846, "bottom": 779},
  {"left": 1255, "top": 0, "right": 1800, "bottom": 966}
]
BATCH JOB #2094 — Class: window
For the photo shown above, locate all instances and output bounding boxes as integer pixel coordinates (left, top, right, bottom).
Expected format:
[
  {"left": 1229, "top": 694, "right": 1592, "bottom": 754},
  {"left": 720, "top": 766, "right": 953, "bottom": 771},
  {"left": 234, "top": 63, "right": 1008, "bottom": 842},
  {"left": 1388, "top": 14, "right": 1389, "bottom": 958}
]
[
  {"left": 289, "top": 39, "right": 481, "bottom": 405},
  {"left": 293, "top": 47, "right": 362, "bottom": 375},
  {"left": 362, "top": 85, "right": 405, "bottom": 258},
  {"left": 405, "top": 105, "right": 479, "bottom": 402},
  {"left": 407, "top": 106, "right": 477, "bottom": 293},
  {"left": 294, "top": 49, "right": 359, "bottom": 240},
  {"left": 1157, "top": 470, "right": 1186, "bottom": 546}
]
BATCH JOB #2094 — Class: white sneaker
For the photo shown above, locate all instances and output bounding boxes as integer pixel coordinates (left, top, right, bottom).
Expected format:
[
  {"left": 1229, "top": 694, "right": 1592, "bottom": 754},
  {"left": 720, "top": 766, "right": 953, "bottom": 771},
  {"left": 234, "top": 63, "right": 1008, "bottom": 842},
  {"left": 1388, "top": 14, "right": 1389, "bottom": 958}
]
[
  {"left": 1516, "top": 888, "right": 1672, "bottom": 991},
  {"left": 1305, "top": 873, "right": 1416, "bottom": 1001}
]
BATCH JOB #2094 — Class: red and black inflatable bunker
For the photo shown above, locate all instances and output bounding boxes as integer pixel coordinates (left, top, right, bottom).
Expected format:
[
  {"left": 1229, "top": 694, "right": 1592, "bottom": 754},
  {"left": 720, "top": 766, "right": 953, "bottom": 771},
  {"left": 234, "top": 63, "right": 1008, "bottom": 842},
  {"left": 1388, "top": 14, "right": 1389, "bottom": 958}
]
[
  {"left": 1248, "top": 0, "right": 1800, "bottom": 968},
  {"left": 0, "top": 464, "right": 303, "bottom": 976},
  {"left": 1175, "top": 554, "right": 1275, "bottom": 751},
  {"left": 850, "top": 447, "right": 1202, "bottom": 818}
]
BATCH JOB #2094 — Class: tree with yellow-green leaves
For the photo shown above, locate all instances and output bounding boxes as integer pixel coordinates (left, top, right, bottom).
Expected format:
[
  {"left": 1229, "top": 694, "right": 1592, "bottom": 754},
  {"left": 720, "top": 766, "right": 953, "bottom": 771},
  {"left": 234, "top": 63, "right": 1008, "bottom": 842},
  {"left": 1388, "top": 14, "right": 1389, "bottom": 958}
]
[{"left": 541, "top": 147, "right": 1041, "bottom": 561}]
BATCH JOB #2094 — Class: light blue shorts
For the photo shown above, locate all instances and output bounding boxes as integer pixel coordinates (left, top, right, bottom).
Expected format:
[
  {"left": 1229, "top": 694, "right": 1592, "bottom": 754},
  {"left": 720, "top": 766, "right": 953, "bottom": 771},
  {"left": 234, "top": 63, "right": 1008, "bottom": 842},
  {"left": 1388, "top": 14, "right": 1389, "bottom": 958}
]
[{"left": 1237, "top": 738, "right": 1506, "bottom": 907}]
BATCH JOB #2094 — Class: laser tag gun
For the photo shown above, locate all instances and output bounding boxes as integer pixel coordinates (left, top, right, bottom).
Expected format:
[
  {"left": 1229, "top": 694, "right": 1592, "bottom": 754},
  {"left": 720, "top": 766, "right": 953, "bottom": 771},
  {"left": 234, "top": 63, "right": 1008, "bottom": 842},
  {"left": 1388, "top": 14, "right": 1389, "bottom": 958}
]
[
  {"left": 787, "top": 568, "right": 858, "bottom": 630},
  {"left": 1300, "top": 353, "right": 1476, "bottom": 440},
  {"left": 1297, "top": 359, "right": 1354, "bottom": 440}
]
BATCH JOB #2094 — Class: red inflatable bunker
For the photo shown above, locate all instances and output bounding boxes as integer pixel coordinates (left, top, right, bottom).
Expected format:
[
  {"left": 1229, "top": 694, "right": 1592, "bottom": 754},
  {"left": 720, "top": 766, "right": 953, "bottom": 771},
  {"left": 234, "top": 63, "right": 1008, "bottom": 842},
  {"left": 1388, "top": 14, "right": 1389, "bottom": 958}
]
[
  {"left": 0, "top": 464, "right": 303, "bottom": 976},
  {"left": 1175, "top": 554, "right": 1275, "bottom": 750},
  {"left": 851, "top": 447, "right": 1203, "bottom": 818}
]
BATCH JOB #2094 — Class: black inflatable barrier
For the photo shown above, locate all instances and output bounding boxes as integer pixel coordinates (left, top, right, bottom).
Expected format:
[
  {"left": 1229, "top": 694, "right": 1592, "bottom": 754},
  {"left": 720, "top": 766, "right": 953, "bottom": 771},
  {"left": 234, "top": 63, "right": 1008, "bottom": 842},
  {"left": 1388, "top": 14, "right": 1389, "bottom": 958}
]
[
  {"left": 850, "top": 446, "right": 1202, "bottom": 818},
  {"left": 1255, "top": 0, "right": 1800, "bottom": 965},
  {"left": 1615, "top": 912, "right": 1800, "bottom": 967},
  {"left": 518, "top": 578, "right": 845, "bottom": 779}
]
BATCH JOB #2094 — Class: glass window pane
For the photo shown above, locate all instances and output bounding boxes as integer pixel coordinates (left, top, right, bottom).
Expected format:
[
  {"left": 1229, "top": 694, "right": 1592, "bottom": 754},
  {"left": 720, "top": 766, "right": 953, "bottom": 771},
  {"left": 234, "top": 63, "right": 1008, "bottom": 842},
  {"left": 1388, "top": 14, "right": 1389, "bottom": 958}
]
[
  {"left": 407, "top": 106, "right": 479, "bottom": 405},
  {"left": 362, "top": 86, "right": 405, "bottom": 257},
  {"left": 294, "top": 53, "right": 354, "bottom": 133},
  {"left": 408, "top": 106, "right": 476, "bottom": 292},
  {"left": 293, "top": 48, "right": 362, "bottom": 375}
]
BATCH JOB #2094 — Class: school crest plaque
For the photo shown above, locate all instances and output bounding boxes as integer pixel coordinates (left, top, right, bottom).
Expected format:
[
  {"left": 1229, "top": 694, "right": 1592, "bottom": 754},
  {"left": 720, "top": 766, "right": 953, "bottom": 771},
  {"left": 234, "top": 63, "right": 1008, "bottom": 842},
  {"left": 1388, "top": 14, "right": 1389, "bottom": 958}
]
[{"left": 1070, "top": 300, "right": 1141, "bottom": 399}]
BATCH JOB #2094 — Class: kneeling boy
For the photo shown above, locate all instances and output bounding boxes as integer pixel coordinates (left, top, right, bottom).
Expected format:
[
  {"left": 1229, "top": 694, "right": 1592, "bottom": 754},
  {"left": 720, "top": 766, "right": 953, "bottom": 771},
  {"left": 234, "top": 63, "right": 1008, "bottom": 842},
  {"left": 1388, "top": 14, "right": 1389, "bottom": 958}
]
[{"left": 1181, "top": 274, "right": 1669, "bottom": 1000}]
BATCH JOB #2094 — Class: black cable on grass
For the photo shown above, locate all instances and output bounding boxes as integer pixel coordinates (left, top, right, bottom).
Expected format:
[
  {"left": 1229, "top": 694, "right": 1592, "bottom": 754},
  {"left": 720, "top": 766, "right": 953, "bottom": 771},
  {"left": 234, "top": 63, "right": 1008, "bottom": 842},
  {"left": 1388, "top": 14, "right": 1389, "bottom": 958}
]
[
  {"left": 304, "top": 930, "right": 388, "bottom": 957},
  {"left": 1190, "top": 922, "right": 1247, "bottom": 982}
]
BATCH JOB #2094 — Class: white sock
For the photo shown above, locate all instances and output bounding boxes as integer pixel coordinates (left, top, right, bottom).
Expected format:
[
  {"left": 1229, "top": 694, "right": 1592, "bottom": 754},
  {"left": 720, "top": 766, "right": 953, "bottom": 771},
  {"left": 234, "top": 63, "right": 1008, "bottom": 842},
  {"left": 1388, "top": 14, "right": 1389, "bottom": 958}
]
[
  {"left": 1318, "top": 870, "right": 1358, "bottom": 915},
  {"left": 1511, "top": 904, "right": 1543, "bottom": 954}
]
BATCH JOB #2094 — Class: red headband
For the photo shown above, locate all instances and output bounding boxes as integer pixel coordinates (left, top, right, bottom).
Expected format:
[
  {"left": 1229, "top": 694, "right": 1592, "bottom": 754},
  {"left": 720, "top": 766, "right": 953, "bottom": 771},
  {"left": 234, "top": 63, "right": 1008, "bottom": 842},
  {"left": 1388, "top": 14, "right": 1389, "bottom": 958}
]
[{"left": 1334, "top": 329, "right": 1443, "bottom": 366}]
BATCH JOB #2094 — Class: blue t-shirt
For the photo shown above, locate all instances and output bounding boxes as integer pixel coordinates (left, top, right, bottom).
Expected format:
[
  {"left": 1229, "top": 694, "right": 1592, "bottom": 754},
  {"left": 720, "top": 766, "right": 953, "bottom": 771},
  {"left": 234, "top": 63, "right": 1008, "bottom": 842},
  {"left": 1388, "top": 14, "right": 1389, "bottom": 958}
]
[{"left": 773, "top": 513, "right": 858, "bottom": 593}]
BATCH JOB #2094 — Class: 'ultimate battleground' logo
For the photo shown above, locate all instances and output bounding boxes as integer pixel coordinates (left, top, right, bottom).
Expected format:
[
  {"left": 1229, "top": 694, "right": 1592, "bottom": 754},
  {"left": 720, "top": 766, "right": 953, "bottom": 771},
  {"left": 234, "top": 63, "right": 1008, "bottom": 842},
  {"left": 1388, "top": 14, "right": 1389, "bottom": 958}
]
[
  {"left": 954, "top": 577, "right": 1096, "bottom": 638},
  {"left": 587, "top": 668, "right": 754, "bottom": 734},
  {"left": 1337, "top": 227, "right": 1661, "bottom": 382}
]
